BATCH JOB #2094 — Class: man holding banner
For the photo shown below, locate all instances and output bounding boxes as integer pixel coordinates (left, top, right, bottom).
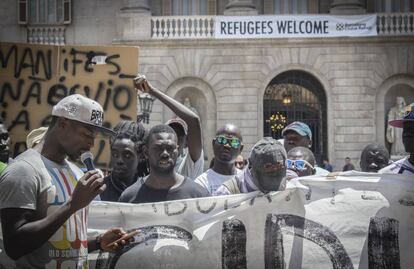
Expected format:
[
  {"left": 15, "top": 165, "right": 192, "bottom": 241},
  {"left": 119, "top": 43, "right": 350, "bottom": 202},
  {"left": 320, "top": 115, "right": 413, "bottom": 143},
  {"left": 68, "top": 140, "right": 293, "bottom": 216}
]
[
  {"left": 0, "top": 94, "right": 132, "bottom": 268},
  {"left": 380, "top": 102, "right": 414, "bottom": 175}
]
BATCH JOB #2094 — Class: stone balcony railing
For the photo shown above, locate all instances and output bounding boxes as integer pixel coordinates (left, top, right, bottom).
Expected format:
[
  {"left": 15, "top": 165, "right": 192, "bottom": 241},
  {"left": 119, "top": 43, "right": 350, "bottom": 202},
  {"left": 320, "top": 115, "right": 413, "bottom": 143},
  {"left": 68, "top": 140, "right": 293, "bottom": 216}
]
[
  {"left": 151, "top": 13, "right": 414, "bottom": 39},
  {"left": 377, "top": 13, "right": 414, "bottom": 35},
  {"left": 151, "top": 16, "right": 215, "bottom": 39},
  {"left": 27, "top": 26, "right": 66, "bottom": 45}
]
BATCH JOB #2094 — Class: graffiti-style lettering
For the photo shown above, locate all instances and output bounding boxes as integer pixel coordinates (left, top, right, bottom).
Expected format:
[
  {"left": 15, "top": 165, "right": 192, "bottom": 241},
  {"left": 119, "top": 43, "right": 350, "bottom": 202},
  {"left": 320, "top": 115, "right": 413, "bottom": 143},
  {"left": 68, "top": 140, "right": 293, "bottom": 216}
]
[
  {"left": 9, "top": 110, "right": 30, "bottom": 131},
  {"left": 368, "top": 217, "right": 400, "bottom": 269},
  {"left": 164, "top": 201, "right": 187, "bottom": 216},
  {"left": 222, "top": 219, "right": 247, "bottom": 269},
  {"left": 95, "top": 226, "right": 192, "bottom": 269},
  {"left": 22, "top": 81, "right": 41, "bottom": 106},
  {"left": 0, "top": 43, "right": 138, "bottom": 167},
  {"left": 265, "top": 214, "right": 353, "bottom": 269}
]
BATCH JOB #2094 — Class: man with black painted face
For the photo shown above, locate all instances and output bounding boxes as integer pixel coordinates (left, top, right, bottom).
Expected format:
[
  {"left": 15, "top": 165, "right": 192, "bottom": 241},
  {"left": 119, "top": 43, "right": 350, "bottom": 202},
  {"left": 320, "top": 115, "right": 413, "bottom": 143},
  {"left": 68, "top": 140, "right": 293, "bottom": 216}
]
[
  {"left": 100, "top": 120, "right": 148, "bottom": 202},
  {"left": 0, "top": 119, "right": 11, "bottom": 175},
  {"left": 119, "top": 124, "right": 209, "bottom": 203},
  {"left": 216, "top": 137, "right": 287, "bottom": 195},
  {"left": 282, "top": 121, "right": 312, "bottom": 153},
  {"left": 380, "top": 103, "right": 414, "bottom": 175},
  {"left": 195, "top": 123, "right": 244, "bottom": 195},
  {"left": 360, "top": 143, "right": 390, "bottom": 173}
]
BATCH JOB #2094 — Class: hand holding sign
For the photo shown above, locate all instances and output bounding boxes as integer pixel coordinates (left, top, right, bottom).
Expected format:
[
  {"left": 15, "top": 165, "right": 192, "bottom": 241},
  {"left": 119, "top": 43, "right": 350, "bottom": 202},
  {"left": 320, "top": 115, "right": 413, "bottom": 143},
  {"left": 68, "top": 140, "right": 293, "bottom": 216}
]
[{"left": 100, "top": 228, "right": 137, "bottom": 252}]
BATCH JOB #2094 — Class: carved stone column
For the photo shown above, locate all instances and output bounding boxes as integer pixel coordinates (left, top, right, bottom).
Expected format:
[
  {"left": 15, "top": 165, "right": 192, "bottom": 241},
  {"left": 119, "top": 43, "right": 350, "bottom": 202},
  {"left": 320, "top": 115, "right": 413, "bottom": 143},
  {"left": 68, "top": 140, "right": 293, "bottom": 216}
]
[
  {"left": 330, "top": 0, "right": 366, "bottom": 15},
  {"left": 115, "top": 0, "right": 151, "bottom": 42},
  {"left": 224, "top": 0, "right": 258, "bottom": 16}
]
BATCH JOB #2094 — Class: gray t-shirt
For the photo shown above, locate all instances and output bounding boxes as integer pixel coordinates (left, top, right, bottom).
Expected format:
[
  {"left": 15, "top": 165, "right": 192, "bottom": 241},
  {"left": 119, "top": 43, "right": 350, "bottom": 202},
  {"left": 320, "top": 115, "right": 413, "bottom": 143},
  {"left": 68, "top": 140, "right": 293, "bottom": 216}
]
[{"left": 0, "top": 149, "right": 88, "bottom": 269}]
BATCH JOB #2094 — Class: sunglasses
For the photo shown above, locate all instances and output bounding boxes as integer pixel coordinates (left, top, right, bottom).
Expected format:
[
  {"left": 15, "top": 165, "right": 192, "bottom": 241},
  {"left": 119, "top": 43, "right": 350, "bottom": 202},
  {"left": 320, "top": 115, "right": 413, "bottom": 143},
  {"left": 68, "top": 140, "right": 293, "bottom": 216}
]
[
  {"left": 215, "top": 135, "right": 242, "bottom": 149},
  {"left": 235, "top": 161, "right": 244, "bottom": 166},
  {"left": 286, "top": 159, "right": 314, "bottom": 171}
]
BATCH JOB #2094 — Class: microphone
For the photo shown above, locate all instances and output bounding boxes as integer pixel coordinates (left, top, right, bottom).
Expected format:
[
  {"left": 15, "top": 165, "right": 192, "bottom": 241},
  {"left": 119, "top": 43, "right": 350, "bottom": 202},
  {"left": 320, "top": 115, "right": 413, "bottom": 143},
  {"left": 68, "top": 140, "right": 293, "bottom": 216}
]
[{"left": 81, "top": 151, "right": 95, "bottom": 171}]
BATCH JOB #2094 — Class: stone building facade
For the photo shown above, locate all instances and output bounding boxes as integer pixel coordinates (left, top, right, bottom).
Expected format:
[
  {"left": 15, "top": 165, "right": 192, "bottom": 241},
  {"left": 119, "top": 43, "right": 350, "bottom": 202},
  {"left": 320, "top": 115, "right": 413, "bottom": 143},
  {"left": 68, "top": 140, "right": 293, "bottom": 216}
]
[{"left": 1, "top": 0, "right": 414, "bottom": 169}]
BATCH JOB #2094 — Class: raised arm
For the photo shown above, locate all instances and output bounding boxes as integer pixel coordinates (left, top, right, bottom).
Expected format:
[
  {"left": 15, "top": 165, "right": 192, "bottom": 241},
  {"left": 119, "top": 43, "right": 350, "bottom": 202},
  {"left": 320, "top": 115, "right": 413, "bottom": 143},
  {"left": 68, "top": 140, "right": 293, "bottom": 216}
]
[{"left": 134, "top": 75, "right": 202, "bottom": 162}]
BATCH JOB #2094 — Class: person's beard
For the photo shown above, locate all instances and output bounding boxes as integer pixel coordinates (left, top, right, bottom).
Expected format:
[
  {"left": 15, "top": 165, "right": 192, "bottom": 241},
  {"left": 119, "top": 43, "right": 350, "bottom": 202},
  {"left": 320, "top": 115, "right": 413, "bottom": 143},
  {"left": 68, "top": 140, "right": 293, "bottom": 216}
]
[{"left": 152, "top": 164, "right": 175, "bottom": 174}]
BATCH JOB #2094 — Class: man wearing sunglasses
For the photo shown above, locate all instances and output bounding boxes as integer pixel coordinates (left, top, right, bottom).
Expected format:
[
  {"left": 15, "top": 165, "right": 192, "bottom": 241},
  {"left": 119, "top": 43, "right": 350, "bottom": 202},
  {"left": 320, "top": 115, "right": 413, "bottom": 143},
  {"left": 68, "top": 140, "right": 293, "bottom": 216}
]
[
  {"left": 286, "top": 147, "right": 317, "bottom": 178},
  {"left": 215, "top": 137, "right": 288, "bottom": 195},
  {"left": 195, "top": 124, "right": 243, "bottom": 195}
]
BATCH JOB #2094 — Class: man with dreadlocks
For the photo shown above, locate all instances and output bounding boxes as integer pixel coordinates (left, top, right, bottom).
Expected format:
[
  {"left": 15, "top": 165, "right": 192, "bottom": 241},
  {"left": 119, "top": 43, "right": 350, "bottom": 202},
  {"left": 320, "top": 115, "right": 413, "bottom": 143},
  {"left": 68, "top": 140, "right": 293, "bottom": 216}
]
[{"left": 100, "top": 120, "right": 149, "bottom": 201}]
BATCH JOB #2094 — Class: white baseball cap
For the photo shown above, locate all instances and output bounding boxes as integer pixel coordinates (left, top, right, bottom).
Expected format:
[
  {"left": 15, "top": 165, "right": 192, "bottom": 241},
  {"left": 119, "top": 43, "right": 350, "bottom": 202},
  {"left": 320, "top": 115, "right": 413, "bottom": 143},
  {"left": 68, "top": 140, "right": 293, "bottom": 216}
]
[{"left": 52, "top": 94, "right": 115, "bottom": 135}]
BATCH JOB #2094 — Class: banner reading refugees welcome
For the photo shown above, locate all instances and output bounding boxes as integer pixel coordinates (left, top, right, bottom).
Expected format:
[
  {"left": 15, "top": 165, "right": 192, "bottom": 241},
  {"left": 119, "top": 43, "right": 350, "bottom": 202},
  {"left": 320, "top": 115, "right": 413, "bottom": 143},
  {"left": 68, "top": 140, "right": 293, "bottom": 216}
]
[{"left": 215, "top": 15, "right": 377, "bottom": 39}]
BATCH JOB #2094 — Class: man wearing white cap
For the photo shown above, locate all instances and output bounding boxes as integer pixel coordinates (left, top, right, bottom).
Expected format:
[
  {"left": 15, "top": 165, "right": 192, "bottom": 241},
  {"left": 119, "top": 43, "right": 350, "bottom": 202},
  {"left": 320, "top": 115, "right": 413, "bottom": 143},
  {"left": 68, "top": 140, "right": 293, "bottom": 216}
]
[
  {"left": 380, "top": 103, "right": 414, "bottom": 175},
  {"left": 0, "top": 94, "right": 132, "bottom": 268}
]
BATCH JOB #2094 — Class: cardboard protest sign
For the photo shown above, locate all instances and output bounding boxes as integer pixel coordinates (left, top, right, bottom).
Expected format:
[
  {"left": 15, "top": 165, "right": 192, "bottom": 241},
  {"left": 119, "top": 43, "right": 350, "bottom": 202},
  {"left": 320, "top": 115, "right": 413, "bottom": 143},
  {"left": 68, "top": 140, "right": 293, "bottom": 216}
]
[
  {"left": 83, "top": 172, "right": 414, "bottom": 269},
  {"left": 0, "top": 42, "right": 139, "bottom": 168}
]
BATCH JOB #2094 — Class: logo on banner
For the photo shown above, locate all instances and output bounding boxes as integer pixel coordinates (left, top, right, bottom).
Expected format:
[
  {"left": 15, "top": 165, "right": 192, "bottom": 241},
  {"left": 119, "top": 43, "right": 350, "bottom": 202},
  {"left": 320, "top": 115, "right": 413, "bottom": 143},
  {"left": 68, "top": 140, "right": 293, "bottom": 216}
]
[
  {"left": 336, "top": 23, "right": 345, "bottom": 31},
  {"left": 336, "top": 22, "right": 373, "bottom": 31}
]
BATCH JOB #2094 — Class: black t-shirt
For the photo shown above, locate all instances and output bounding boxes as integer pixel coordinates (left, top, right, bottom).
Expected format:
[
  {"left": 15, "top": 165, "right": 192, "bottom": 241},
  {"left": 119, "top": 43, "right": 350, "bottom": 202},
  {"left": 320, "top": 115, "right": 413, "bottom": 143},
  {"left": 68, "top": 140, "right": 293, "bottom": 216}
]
[
  {"left": 100, "top": 175, "right": 134, "bottom": 202},
  {"left": 119, "top": 176, "right": 210, "bottom": 204}
]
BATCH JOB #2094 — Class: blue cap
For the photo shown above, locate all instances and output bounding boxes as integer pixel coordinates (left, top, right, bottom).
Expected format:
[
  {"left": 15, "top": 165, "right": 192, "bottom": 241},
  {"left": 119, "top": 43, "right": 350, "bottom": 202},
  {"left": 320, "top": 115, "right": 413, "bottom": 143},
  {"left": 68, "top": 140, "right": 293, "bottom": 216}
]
[
  {"left": 389, "top": 103, "right": 414, "bottom": 128},
  {"left": 281, "top": 121, "right": 312, "bottom": 140}
]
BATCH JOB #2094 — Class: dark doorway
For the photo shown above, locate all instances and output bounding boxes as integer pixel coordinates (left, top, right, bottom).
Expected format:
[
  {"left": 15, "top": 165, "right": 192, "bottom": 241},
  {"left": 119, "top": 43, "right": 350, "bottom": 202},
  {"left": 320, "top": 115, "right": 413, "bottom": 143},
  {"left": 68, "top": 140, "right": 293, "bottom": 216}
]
[{"left": 263, "top": 70, "right": 327, "bottom": 163}]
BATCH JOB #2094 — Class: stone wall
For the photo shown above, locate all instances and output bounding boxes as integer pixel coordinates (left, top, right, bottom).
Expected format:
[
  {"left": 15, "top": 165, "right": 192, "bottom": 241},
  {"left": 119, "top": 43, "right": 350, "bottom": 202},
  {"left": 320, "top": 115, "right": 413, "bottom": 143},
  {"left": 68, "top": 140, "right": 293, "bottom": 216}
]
[{"left": 132, "top": 38, "right": 414, "bottom": 169}]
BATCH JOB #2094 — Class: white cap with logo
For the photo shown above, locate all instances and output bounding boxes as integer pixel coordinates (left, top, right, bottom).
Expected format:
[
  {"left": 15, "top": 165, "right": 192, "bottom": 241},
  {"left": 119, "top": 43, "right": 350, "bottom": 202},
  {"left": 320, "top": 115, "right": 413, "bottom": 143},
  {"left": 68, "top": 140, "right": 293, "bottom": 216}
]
[{"left": 52, "top": 94, "right": 115, "bottom": 135}]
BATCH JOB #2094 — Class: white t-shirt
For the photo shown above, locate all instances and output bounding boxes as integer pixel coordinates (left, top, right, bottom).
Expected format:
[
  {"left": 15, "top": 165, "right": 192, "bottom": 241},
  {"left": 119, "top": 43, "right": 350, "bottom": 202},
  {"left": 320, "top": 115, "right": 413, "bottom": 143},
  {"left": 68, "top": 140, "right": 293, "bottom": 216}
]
[
  {"left": 176, "top": 149, "right": 204, "bottom": 180},
  {"left": 379, "top": 157, "right": 414, "bottom": 175},
  {"left": 195, "top": 168, "right": 241, "bottom": 195}
]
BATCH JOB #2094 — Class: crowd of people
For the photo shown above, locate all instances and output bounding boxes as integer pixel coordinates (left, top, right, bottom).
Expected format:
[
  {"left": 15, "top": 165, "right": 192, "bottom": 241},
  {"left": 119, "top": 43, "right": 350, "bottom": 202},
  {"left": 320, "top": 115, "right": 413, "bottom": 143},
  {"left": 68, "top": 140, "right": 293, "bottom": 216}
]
[{"left": 0, "top": 74, "right": 413, "bottom": 267}]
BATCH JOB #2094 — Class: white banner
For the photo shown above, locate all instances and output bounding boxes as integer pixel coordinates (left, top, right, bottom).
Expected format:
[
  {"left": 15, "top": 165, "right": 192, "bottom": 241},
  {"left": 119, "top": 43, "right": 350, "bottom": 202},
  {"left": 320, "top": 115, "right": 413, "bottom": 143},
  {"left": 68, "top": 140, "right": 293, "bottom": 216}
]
[
  {"left": 215, "top": 15, "right": 377, "bottom": 39},
  {"left": 1, "top": 172, "right": 414, "bottom": 269}
]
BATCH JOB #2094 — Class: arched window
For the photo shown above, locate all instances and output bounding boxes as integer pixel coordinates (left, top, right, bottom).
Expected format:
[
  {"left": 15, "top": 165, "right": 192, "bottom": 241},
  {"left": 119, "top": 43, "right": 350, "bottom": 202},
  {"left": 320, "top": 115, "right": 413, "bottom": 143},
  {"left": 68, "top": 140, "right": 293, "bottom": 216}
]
[{"left": 263, "top": 70, "right": 327, "bottom": 162}]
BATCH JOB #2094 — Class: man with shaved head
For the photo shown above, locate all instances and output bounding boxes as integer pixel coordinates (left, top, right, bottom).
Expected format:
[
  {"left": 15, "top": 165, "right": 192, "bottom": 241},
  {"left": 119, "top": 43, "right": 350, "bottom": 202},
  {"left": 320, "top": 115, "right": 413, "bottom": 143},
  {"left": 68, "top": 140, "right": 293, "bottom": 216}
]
[
  {"left": 195, "top": 123, "right": 243, "bottom": 195},
  {"left": 360, "top": 143, "right": 389, "bottom": 172},
  {"left": 216, "top": 137, "right": 287, "bottom": 195}
]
